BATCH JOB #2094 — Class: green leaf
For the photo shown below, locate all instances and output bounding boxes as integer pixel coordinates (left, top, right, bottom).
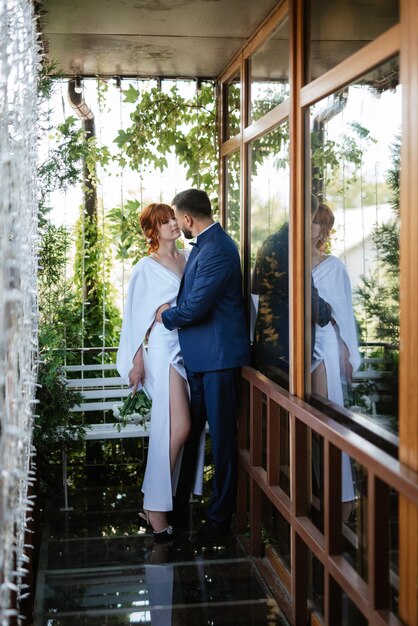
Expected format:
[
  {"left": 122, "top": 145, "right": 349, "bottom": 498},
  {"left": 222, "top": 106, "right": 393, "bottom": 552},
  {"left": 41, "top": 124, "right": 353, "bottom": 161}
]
[{"left": 123, "top": 84, "right": 140, "bottom": 103}]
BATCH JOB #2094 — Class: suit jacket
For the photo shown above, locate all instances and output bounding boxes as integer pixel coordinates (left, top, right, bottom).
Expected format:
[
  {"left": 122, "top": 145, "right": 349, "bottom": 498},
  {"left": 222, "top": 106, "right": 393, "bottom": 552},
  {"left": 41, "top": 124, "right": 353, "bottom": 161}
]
[
  {"left": 251, "top": 222, "right": 331, "bottom": 371},
  {"left": 162, "top": 223, "right": 250, "bottom": 372}
]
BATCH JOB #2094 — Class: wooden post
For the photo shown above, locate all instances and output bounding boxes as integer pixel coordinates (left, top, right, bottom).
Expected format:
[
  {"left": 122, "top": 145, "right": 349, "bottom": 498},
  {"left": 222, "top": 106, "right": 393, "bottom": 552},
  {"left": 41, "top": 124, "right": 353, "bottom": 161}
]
[{"left": 399, "top": 1, "right": 418, "bottom": 623}]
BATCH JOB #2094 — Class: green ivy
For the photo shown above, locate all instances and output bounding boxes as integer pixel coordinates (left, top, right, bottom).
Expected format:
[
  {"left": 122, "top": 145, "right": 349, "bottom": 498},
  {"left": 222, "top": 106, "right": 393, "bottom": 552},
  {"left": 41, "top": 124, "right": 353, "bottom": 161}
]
[
  {"left": 73, "top": 208, "right": 121, "bottom": 358},
  {"left": 108, "top": 199, "right": 148, "bottom": 265},
  {"left": 114, "top": 82, "right": 218, "bottom": 203}
]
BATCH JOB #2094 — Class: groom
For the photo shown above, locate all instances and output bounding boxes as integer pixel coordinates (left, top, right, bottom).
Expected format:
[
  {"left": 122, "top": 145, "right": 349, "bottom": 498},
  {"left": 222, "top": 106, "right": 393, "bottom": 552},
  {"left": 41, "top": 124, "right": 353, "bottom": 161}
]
[{"left": 156, "top": 188, "right": 250, "bottom": 541}]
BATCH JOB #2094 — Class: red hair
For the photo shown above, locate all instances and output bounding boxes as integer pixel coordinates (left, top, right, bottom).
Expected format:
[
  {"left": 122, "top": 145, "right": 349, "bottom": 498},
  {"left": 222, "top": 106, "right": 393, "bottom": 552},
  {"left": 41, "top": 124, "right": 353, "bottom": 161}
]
[
  {"left": 139, "top": 203, "right": 175, "bottom": 254},
  {"left": 313, "top": 203, "right": 335, "bottom": 251}
]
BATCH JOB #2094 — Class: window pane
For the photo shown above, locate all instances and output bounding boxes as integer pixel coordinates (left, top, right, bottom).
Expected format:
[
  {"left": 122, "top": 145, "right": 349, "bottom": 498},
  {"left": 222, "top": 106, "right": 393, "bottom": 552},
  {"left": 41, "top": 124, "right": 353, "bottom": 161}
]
[
  {"left": 249, "top": 17, "right": 290, "bottom": 123},
  {"left": 261, "top": 493, "right": 291, "bottom": 572},
  {"left": 308, "top": 552, "right": 324, "bottom": 618},
  {"left": 343, "top": 460, "right": 368, "bottom": 580},
  {"left": 308, "top": 57, "right": 400, "bottom": 438},
  {"left": 250, "top": 123, "right": 290, "bottom": 388},
  {"left": 307, "top": 0, "right": 399, "bottom": 83},
  {"left": 224, "top": 70, "right": 241, "bottom": 140},
  {"left": 225, "top": 151, "right": 241, "bottom": 249}
]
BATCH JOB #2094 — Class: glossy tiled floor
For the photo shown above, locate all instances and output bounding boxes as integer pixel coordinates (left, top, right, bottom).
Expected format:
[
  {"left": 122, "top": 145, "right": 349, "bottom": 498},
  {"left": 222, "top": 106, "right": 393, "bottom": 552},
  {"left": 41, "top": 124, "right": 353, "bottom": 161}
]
[{"left": 34, "top": 464, "right": 289, "bottom": 625}]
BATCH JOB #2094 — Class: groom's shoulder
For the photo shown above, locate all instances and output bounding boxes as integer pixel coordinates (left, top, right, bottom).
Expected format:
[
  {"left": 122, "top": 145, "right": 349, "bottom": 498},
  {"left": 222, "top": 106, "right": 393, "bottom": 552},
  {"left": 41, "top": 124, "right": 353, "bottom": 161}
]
[
  {"left": 204, "top": 230, "right": 238, "bottom": 257},
  {"left": 211, "top": 224, "right": 238, "bottom": 246}
]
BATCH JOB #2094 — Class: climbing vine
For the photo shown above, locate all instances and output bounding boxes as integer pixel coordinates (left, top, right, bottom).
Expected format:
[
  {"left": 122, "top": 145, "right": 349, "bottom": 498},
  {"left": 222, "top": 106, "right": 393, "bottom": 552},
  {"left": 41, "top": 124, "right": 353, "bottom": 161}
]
[{"left": 114, "top": 82, "right": 218, "bottom": 198}]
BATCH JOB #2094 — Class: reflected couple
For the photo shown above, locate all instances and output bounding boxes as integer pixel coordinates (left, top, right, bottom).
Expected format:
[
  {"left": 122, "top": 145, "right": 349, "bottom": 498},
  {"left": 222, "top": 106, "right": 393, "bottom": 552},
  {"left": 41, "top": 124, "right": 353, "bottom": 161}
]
[
  {"left": 252, "top": 197, "right": 360, "bottom": 519},
  {"left": 251, "top": 194, "right": 332, "bottom": 385}
]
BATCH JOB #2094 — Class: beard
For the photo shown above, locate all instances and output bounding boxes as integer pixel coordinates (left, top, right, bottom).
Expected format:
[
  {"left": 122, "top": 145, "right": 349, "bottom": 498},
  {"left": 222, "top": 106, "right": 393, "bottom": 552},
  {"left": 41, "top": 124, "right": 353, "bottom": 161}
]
[{"left": 181, "top": 226, "right": 193, "bottom": 239}]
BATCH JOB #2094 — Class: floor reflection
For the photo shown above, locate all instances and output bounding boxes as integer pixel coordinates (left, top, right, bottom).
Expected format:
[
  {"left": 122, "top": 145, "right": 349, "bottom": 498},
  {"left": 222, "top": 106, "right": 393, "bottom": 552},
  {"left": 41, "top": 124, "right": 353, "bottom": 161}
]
[{"left": 34, "top": 464, "right": 289, "bottom": 625}]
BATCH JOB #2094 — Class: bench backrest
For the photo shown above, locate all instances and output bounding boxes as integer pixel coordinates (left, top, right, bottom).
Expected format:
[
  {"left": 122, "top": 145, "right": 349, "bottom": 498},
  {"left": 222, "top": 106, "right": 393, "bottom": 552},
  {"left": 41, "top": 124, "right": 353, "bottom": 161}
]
[
  {"left": 64, "top": 362, "right": 150, "bottom": 439},
  {"left": 65, "top": 363, "right": 130, "bottom": 414}
]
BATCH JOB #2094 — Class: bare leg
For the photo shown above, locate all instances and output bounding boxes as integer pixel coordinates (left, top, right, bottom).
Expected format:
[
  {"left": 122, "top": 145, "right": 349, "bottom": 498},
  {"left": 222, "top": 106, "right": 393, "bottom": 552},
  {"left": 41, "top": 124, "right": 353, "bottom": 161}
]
[
  {"left": 147, "top": 365, "right": 190, "bottom": 532},
  {"left": 342, "top": 500, "right": 354, "bottom": 523},
  {"left": 168, "top": 365, "right": 191, "bottom": 473},
  {"left": 311, "top": 361, "right": 354, "bottom": 522},
  {"left": 311, "top": 360, "right": 327, "bottom": 397}
]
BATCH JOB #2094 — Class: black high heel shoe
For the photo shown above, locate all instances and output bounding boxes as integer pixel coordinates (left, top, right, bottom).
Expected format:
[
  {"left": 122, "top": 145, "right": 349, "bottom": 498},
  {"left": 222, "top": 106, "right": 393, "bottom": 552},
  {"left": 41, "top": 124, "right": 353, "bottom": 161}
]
[
  {"left": 138, "top": 510, "right": 174, "bottom": 542},
  {"left": 152, "top": 525, "right": 174, "bottom": 543}
]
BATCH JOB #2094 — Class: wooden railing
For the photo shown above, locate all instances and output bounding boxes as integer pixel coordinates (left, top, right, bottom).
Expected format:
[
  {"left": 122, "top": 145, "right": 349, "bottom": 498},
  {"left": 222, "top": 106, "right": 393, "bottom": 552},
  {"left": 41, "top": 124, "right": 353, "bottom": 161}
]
[{"left": 237, "top": 366, "right": 418, "bottom": 626}]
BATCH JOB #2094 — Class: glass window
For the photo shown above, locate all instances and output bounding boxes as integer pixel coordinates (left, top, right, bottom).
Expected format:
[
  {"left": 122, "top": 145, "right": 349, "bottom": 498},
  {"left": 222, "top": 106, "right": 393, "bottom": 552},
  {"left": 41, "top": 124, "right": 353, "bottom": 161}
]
[
  {"left": 307, "top": 57, "right": 401, "bottom": 439},
  {"left": 224, "top": 70, "right": 241, "bottom": 140},
  {"left": 261, "top": 493, "right": 291, "bottom": 573},
  {"left": 249, "top": 17, "right": 290, "bottom": 123},
  {"left": 307, "top": 0, "right": 399, "bottom": 83},
  {"left": 225, "top": 151, "right": 241, "bottom": 249},
  {"left": 250, "top": 122, "right": 290, "bottom": 388}
]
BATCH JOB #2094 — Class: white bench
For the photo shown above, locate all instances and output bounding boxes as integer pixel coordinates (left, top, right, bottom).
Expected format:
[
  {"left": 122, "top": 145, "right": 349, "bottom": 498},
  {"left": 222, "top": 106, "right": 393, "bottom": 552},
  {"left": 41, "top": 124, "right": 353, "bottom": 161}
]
[
  {"left": 66, "top": 362, "right": 150, "bottom": 437},
  {"left": 61, "top": 361, "right": 149, "bottom": 510}
]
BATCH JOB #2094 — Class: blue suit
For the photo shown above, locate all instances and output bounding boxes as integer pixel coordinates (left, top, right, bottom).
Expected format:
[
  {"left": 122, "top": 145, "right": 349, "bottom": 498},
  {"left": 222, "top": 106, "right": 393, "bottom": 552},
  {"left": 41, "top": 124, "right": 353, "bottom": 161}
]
[{"left": 162, "top": 222, "right": 250, "bottom": 527}]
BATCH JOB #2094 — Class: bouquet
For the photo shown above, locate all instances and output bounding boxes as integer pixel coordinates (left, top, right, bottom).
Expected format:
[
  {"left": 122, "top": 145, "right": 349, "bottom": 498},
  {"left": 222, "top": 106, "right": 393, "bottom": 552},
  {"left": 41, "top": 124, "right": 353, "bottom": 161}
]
[{"left": 113, "top": 389, "right": 152, "bottom": 432}]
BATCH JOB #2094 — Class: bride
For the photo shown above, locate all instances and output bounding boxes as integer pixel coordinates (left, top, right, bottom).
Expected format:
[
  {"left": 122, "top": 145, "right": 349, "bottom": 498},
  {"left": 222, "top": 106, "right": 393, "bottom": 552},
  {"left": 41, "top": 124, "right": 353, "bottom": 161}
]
[
  {"left": 117, "top": 202, "right": 204, "bottom": 540},
  {"left": 311, "top": 202, "right": 361, "bottom": 521}
]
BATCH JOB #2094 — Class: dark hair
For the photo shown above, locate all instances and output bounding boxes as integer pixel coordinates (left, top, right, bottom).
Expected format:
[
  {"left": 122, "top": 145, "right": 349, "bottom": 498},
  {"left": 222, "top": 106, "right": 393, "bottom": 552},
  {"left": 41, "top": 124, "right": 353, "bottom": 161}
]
[
  {"left": 172, "top": 188, "right": 212, "bottom": 218},
  {"left": 139, "top": 203, "right": 175, "bottom": 254}
]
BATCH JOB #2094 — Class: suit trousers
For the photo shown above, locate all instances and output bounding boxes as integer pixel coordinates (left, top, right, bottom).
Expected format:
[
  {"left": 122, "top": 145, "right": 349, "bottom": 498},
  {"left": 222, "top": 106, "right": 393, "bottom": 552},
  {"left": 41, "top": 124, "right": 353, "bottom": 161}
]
[{"left": 173, "top": 367, "right": 240, "bottom": 529}]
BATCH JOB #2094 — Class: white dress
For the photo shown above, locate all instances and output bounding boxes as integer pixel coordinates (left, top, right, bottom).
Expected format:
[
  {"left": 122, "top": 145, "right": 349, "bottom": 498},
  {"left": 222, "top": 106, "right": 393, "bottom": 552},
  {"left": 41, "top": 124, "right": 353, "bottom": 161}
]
[
  {"left": 117, "top": 253, "right": 204, "bottom": 511},
  {"left": 312, "top": 255, "right": 361, "bottom": 502}
]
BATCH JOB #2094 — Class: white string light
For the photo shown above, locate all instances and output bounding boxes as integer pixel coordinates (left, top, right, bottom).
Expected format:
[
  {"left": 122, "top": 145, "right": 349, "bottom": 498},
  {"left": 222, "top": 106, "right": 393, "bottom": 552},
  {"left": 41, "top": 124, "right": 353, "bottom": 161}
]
[{"left": 0, "top": 0, "right": 40, "bottom": 622}]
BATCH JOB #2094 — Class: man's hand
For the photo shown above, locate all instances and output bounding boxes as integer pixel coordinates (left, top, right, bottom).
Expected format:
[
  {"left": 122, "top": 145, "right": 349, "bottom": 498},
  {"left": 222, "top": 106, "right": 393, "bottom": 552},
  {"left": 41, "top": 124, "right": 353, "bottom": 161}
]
[
  {"left": 128, "top": 362, "right": 145, "bottom": 396},
  {"left": 155, "top": 303, "right": 170, "bottom": 323}
]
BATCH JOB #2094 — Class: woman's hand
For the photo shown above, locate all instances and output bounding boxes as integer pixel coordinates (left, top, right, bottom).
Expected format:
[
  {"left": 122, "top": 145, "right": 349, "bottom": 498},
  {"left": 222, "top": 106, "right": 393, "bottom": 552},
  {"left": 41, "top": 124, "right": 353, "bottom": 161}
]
[
  {"left": 155, "top": 303, "right": 170, "bottom": 323},
  {"left": 129, "top": 347, "right": 145, "bottom": 395},
  {"left": 128, "top": 363, "right": 145, "bottom": 395}
]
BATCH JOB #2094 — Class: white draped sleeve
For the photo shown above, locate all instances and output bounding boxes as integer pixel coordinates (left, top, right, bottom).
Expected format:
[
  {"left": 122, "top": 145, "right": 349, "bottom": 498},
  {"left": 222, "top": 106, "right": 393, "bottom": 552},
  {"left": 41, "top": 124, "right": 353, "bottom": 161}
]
[
  {"left": 116, "top": 258, "right": 182, "bottom": 395},
  {"left": 312, "top": 255, "right": 361, "bottom": 372}
]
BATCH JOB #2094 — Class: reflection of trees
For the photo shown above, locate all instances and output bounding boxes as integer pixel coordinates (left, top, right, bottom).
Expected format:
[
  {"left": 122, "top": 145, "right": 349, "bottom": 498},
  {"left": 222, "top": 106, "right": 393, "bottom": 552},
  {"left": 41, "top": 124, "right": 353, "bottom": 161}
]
[
  {"left": 227, "top": 124, "right": 290, "bottom": 247},
  {"left": 309, "top": 88, "right": 399, "bottom": 428},
  {"left": 226, "top": 152, "right": 240, "bottom": 246},
  {"left": 251, "top": 83, "right": 289, "bottom": 121},
  {"left": 312, "top": 118, "right": 376, "bottom": 202},
  {"left": 354, "top": 138, "right": 400, "bottom": 424},
  {"left": 355, "top": 137, "right": 400, "bottom": 345},
  {"left": 226, "top": 80, "right": 241, "bottom": 138}
]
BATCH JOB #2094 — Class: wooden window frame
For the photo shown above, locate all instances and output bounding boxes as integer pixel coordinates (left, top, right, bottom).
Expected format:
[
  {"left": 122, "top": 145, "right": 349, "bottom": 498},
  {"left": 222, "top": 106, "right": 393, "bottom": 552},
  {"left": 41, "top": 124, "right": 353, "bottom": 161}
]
[{"left": 218, "top": 1, "right": 418, "bottom": 624}]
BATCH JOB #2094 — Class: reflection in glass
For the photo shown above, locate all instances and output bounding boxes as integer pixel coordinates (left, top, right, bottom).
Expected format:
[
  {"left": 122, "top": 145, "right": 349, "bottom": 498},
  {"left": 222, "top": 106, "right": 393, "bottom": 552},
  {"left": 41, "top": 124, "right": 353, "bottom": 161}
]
[
  {"left": 342, "top": 460, "right": 368, "bottom": 580},
  {"left": 310, "top": 430, "right": 324, "bottom": 532},
  {"left": 261, "top": 393, "right": 267, "bottom": 471},
  {"left": 249, "top": 17, "right": 290, "bottom": 123},
  {"left": 225, "top": 70, "right": 241, "bottom": 139},
  {"left": 389, "top": 489, "right": 399, "bottom": 616},
  {"left": 308, "top": 57, "right": 400, "bottom": 437},
  {"left": 277, "top": 403, "right": 290, "bottom": 496},
  {"left": 261, "top": 493, "right": 291, "bottom": 572},
  {"left": 308, "top": 551, "right": 324, "bottom": 618},
  {"left": 239, "top": 378, "right": 251, "bottom": 452},
  {"left": 307, "top": 0, "right": 399, "bottom": 83},
  {"left": 250, "top": 123, "right": 290, "bottom": 388},
  {"left": 341, "top": 591, "right": 368, "bottom": 626},
  {"left": 225, "top": 151, "right": 241, "bottom": 249}
]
